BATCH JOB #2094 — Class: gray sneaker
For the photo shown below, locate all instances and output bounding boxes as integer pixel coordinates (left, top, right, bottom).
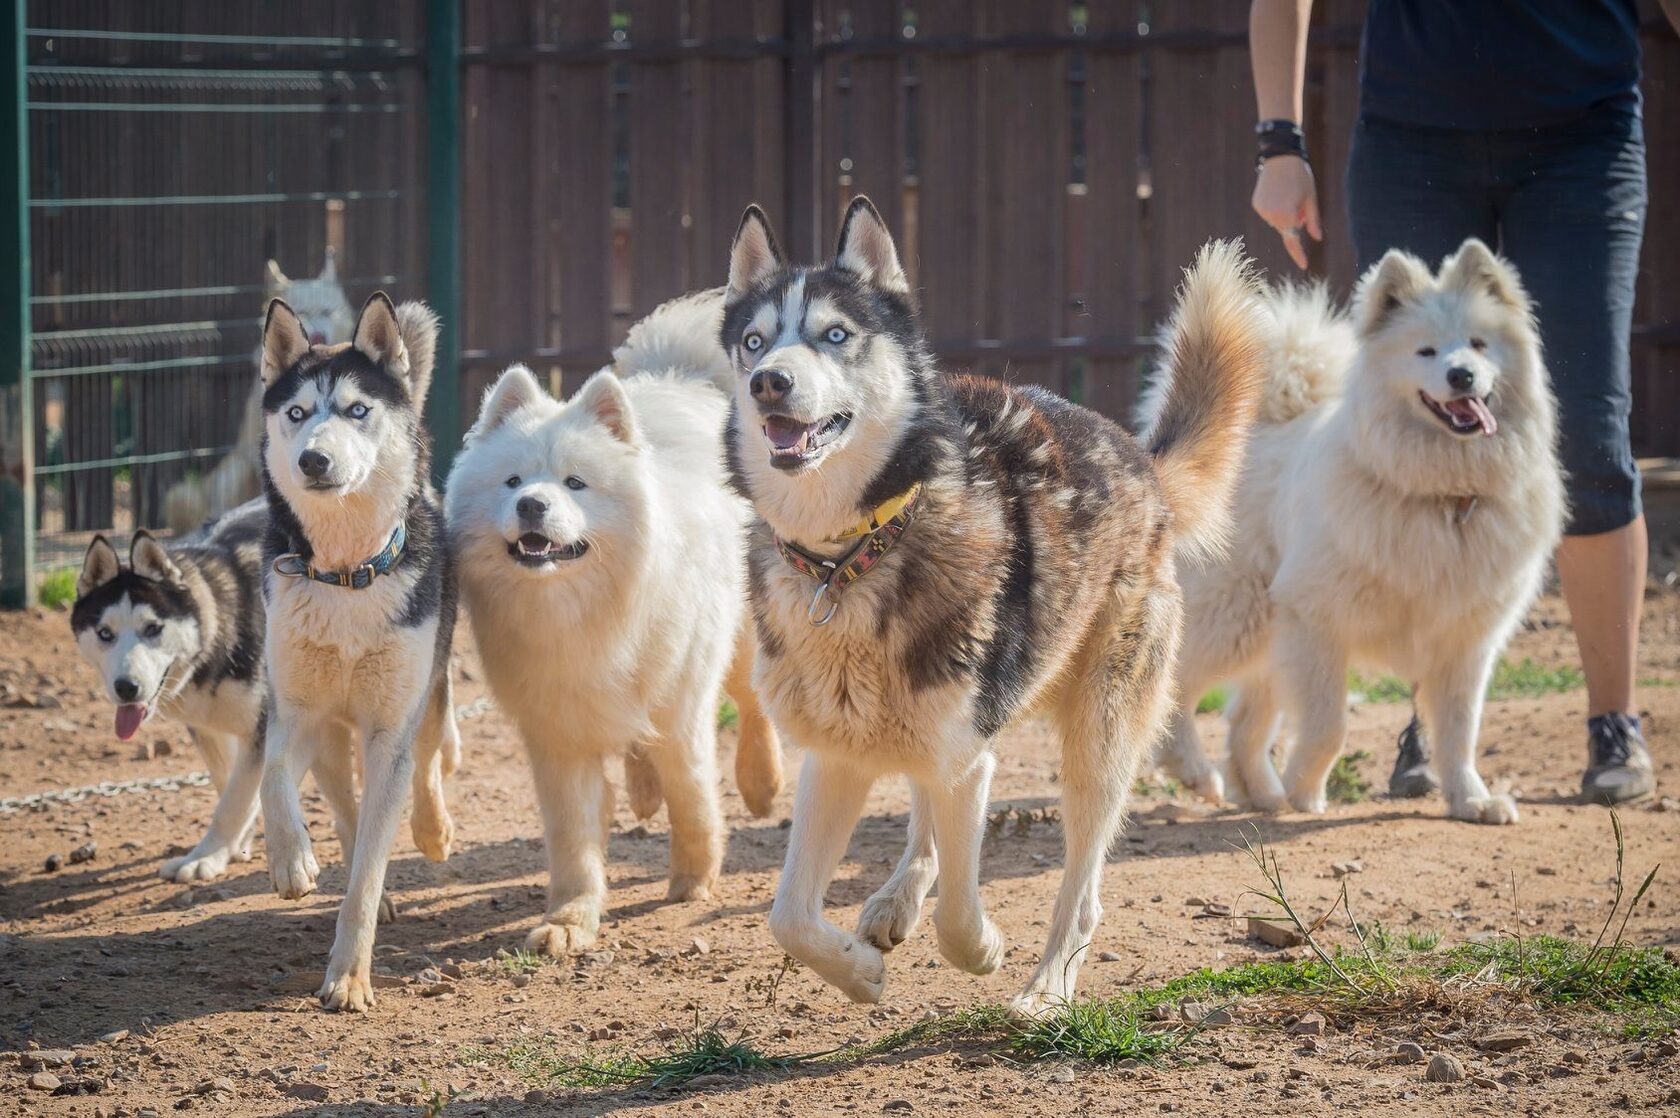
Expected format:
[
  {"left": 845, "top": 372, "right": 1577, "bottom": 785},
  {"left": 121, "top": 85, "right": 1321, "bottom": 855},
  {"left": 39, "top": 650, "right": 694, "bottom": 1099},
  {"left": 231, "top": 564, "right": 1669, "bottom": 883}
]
[
  {"left": 1389, "top": 714, "right": 1439, "bottom": 799},
  {"left": 1581, "top": 713, "right": 1656, "bottom": 805}
]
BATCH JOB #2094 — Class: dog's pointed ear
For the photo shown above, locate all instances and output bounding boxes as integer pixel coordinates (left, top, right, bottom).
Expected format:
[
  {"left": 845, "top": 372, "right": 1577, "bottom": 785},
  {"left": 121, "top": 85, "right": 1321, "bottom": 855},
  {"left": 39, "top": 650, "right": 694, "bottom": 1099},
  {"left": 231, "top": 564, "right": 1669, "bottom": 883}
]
[
  {"left": 1355, "top": 249, "right": 1431, "bottom": 334},
  {"left": 471, "top": 364, "right": 547, "bottom": 436},
  {"left": 77, "top": 535, "right": 121, "bottom": 599},
  {"left": 834, "top": 196, "right": 908, "bottom": 295},
  {"left": 352, "top": 291, "right": 411, "bottom": 378},
  {"left": 573, "top": 369, "right": 639, "bottom": 446},
  {"left": 318, "top": 246, "right": 338, "bottom": 283},
  {"left": 264, "top": 259, "right": 289, "bottom": 298},
  {"left": 728, "top": 205, "right": 784, "bottom": 300},
  {"left": 1441, "top": 238, "right": 1528, "bottom": 313},
  {"left": 261, "top": 298, "right": 311, "bottom": 385},
  {"left": 129, "top": 531, "right": 183, "bottom": 585}
]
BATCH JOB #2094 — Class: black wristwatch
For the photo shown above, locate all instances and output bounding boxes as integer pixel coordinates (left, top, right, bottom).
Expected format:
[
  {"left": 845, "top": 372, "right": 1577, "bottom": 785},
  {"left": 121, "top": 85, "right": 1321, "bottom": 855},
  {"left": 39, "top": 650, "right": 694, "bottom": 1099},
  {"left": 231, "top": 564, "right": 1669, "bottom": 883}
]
[{"left": 1255, "top": 119, "right": 1308, "bottom": 170}]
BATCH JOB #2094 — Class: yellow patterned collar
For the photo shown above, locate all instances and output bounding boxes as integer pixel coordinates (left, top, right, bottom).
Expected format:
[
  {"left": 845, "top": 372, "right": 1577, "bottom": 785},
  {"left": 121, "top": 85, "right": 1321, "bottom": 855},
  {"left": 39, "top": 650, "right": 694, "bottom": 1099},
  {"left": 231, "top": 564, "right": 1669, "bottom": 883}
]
[{"left": 825, "top": 483, "right": 923, "bottom": 543}]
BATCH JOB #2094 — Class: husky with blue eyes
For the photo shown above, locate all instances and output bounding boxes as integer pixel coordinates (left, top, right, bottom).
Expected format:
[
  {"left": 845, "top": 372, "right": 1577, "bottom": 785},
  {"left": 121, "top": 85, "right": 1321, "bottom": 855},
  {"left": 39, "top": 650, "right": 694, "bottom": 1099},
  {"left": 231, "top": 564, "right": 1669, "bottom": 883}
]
[
  {"left": 70, "top": 499, "right": 269, "bottom": 883},
  {"left": 445, "top": 290, "right": 784, "bottom": 959},
  {"left": 257, "top": 291, "right": 460, "bottom": 1012}
]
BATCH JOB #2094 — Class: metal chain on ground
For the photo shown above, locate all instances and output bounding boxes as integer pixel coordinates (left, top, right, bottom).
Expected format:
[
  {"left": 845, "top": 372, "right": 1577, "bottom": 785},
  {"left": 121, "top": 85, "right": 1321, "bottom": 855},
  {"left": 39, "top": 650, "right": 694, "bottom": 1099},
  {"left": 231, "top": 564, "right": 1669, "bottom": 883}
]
[{"left": 0, "top": 772, "right": 212, "bottom": 815}]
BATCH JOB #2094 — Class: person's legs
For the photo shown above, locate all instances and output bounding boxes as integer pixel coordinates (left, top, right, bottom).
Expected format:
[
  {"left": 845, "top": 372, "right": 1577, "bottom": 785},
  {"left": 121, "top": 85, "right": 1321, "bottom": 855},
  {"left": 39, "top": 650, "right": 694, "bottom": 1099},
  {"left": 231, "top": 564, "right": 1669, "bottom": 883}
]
[
  {"left": 1345, "top": 115, "right": 1500, "bottom": 797},
  {"left": 1496, "top": 105, "right": 1652, "bottom": 803}
]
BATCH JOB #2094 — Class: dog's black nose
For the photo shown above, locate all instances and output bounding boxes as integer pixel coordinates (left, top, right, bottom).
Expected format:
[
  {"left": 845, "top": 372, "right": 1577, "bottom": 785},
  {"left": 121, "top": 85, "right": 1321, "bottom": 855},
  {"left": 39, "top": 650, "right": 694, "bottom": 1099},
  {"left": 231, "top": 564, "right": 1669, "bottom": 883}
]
[
  {"left": 750, "top": 367, "right": 793, "bottom": 406},
  {"left": 114, "top": 678, "right": 140, "bottom": 702},
  {"left": 516, "top": 495, "right": 548, "bottom": 520},
  {"left": 297, "top": 449, "right": 332, "bottom": 479},
  {"left": 1446, "top": 366, "right": 1476, "bottom": 393}
]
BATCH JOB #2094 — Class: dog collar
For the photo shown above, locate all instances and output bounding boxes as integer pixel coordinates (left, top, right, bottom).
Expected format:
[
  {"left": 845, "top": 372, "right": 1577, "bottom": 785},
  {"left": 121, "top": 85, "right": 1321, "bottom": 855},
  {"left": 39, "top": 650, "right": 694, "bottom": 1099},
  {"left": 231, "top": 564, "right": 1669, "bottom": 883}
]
[
  {"left": 825, "top": 482, "right": 922, "bottom": 543},
  {"left": 774, "top": 484, "right": 922, "bottom": 626},
  {"left": 272, "top": 522, "right": 407, "bottom": 590}
]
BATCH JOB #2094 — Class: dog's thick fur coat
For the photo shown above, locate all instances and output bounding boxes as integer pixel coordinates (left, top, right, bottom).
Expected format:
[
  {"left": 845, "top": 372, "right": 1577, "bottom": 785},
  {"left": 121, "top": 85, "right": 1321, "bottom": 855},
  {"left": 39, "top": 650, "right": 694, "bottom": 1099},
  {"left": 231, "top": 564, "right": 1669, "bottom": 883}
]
[
  {"left": 446, "top": 291, "right": 783, "bottom": 957},
  {"left": 72, "top": 500, "right": 270, "bottom": 882},
  {"left": 1154, "top": 241, "right": 1564, "bottom": 824},
  {"left": 257, "top": 292, "right": 460, "bottom": 1011},
  {"left": 723, "top": 197, "right": 1266, "bottom": 1013}
]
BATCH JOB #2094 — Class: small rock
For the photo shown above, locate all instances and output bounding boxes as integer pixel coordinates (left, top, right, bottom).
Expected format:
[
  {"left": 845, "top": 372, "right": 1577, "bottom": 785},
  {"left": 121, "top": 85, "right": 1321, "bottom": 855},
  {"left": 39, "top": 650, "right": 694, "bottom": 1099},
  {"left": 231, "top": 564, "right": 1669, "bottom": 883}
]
[
  {"left": 524, "top": 1089, "right": 549, "bottom": 1104},
  {"left": 43, "top": 853, "right": 63, "bottom": 873},
  {"left": 1561, "top": 1050, "right": 1588, "bottom": 1065},
  {"left": 283, "top": 1082, "right": 329, "bottom": 1102},
  {"left": 510, "top": 973, "right": 531, "bottom": 989},
  {"left": 1046, "top": 1066, "right": 1076, "bottom": 1083},
  {"left": 588, "top": 1028, "right": 614, "bottom": 1042},
  {"left": 684, "top": 1074, "right": 731, "bottom": 1091},
  {"left": 1649, "top": 1039, "right": 1677, "bottom": 1059},
  {"left": 1179, "top": 1002, "right": 1233, "bottom": 1026},
  {"left": 1288, "top": 1013, "right": 1326, "bottom": 1036},
  {"left": 1535, "top": 866, "right": 1557, "bottom": 876},
  {"left": 1331, "top": 860, "right": 1363, "bottom": 878},
  {"left": 1470, "top": 1075, "right": 1500, "bottom": 1089},
  {"left": 688, "top": 937, "right": 711, "bottom": 957},
  {"left": 883, "top": 1100, "right": 913, "bottom": 1113},
  {"left": 1096, "top": 951, "right": 1122, "bottom": 962},
  {"left": 420, "top": 983, "right": 454, "bottom": 998},
  {"left": 98, "top": 1030, "right": 129, "bottom": 1044},
  {"left": 1477, "top": 1030, "right": 1533, "bottom": 1052},
  {"left": 23, "top": 1050, "right": 74, "bottom": 1070},
  {"left": 155, "top": 739, "right": 173, "bottom": 757},
  {"left": 1426, "top": 1053, "right": 1465, "bottom": 1083},
  {"left": 1393, "top": 1042, "right": 1427, "bottom": 1065},
  {"left": 70, "top": 841, "right": 98, "bottom": 865},
  {"left": 27, "top": 1071, "right": 62, "bottom": 1092},
  {"left": 1248, "top": 917, "right": 1306, "bottom": 948},
  {"left": 1197, "top": 902, "right": 1233, "bottom": 918},
  {"left": 1184, "top": 896, "right": 1209, "bottom": 906}
]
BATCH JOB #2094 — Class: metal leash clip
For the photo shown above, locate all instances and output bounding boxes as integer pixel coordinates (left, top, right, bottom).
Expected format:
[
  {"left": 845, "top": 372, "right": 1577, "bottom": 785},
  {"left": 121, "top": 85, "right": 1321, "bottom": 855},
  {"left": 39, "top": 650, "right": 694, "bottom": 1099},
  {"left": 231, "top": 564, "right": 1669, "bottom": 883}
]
[{"left": 807, "top": 577, "right": 841, "bottom": 627}]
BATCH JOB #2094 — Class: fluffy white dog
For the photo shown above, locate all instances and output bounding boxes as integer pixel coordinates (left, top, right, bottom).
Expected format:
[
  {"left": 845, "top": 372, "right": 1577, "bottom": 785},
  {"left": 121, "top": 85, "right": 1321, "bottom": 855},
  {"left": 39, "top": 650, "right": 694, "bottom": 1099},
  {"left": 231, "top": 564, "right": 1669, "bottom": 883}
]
[
  {"left": 1155, "top": 240, "right": 1564, "bottom": 824},
  {"left": 446, "top": 291, "right": 783, "bottom": 955}
]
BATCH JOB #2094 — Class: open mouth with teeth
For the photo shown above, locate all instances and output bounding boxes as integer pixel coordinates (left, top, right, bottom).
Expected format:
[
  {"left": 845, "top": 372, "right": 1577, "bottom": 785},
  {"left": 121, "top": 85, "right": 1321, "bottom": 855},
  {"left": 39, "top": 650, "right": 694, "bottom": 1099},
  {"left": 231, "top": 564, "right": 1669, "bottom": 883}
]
[
  {"left": 763, "top": 413, "right": 852, "bottom": 469},
  {"left": 507, "top": 532, "right": 589, "bottom": 567},
  {"left": 1419, "top": 391, "right": 1498, "bottom": 437}
]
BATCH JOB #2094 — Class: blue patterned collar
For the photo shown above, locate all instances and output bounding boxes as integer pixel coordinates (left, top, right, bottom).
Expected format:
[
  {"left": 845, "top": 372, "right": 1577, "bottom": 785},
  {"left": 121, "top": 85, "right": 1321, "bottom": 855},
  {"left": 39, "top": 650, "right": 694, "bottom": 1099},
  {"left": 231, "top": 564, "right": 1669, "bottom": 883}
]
[{"left": 272, "top": 522, "right": 407, "bottom": 590}]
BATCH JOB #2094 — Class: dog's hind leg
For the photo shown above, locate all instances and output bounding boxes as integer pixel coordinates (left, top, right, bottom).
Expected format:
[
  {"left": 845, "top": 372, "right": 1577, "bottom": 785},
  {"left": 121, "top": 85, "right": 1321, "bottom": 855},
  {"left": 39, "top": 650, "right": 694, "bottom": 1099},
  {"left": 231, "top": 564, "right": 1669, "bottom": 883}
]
[
  {"left": 193, "top": 728, "right": 235, "bottom": 791},
  {"left": 309, "top": 724, "right": 396, "bottom": 924},
  {"left": 769, "top": 751, "right": 885, "bottom": 1003},
  {"left": 624, "top": 744, "right": 664, "bottom": 820},
  {"left": 162, "top": 730, "right": 262, "bottom": 883},
  {"left": 1275, "top": 615, "right": 1349, "bottom": 814},
  {"left": 856, "top": 782, "right": 937, "bottom": 952},
  {"left": 525, "top": 743, "right": 611, "bottom": 956},
  {"left": 1014, "top": 592, "right": 1174, "bottom": 1018},
  {"left": 928, "top": 753, "right": 1004, "bottom": 977},
  {"left": 318, "top": 716, "right": 417, "bottom": 1012},
  {"left": 649, "top": 697, "right": 726, "bottom": 903},
  {"left": 1417, "top": 647, "right": 1516, "bottom": 825},
  {"left": 724, "top": 634, "right": 783, "bottom": 818},
  {"left": 1224, "top": 677, "right": 1287, "bottom": 812},
  {"left": 410, "top": 680, "right": 457, "bottom": 862}
]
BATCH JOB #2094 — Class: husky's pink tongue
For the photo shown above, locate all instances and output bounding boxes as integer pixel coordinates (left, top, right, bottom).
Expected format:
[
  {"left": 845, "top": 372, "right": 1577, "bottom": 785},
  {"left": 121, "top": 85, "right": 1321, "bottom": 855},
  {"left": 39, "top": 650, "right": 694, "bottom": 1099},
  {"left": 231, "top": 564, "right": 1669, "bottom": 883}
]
[
  {"left": 114, "top": 703, "right": 146, "bottom": 742},
  {"left": 764, "top": 415, "right": 812, "bottom": 452},
  {"left": 1443, "top": 397, "right": 1498, "bottom": 436}
]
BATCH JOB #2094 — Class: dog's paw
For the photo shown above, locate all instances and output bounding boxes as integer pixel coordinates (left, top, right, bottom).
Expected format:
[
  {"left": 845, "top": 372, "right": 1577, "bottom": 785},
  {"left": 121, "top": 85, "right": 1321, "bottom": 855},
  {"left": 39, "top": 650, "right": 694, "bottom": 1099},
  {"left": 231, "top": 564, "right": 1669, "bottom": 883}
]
[
  {"left": 1185, "top": 766, "right": 1227, "bottom": 805},
  {"left": 160, "top": 845, "right": 233, "bottom": 883},
  {"left": 411, "top": 805, "right": 454, "bottom": 863},
  {"left": 667, "top": 872, "right": 718, "bottom": 904},
  {"left": 1451, "top": 794, "right": 1520, "bottom": 826},
  {"left": 526, "top": 901, "right": 599, "bottom": 957},
  {"left": 269, "top": 841, "right": 320, "bottom": 900},
  {"left": 824, "top": 938, "right": 887, "bottom": 1004},
  {"left": 937, "top": 916, "right": 1004, "bottom": 976},
  {"left": 317, "top": 966, "right": 376, "bottom": 1013},
  {"left": 1007, "top": 988, "right": 1066, "bottom": 1021},
  {"left": 856, "top": 886, "right": 925, "bottom": 952}
]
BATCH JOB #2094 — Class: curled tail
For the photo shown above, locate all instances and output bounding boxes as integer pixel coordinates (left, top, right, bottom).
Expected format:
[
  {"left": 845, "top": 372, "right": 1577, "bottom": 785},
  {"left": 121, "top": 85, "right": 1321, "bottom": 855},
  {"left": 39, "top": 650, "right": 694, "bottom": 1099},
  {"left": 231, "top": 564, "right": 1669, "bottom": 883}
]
[
  {"left": 611, "top": 287, "right": 733, "bottom": 393},
  {"left": 1143, "top": 240, "right": 1268, "bottom": 562},
  {"left": 1255, "top": 282, "right": 1355, "bottom": 424}
]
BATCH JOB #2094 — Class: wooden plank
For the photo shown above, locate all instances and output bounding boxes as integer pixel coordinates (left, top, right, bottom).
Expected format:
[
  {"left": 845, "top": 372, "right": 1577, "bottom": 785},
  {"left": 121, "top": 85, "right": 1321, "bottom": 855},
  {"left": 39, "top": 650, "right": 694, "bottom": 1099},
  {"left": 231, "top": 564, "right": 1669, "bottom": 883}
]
[
  {"left": 913, "top": 0, "right": 981, "bottom": 358},
  {"left": 829, "top": 0, "right": 901, "bottom": 244},
  {"left": 626, "top": 0, "right": 688, "bottom": 315}
]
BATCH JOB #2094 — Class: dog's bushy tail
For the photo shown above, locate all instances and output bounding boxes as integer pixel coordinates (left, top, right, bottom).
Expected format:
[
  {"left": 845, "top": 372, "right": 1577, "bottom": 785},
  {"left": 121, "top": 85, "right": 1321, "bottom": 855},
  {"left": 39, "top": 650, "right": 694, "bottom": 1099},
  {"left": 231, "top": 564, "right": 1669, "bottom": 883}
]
[
  {"left": 396, "top": 300, "right": 441, "bottom": 401},
  {"left": 611, "top": 287, "right": 733, "bottom": 394},
  {"left": 1256, "top": 282, "right": 1355, "bottom": 424},
  {"left": 1143, "top": 240, "right": 1268, "bottom": 563}
]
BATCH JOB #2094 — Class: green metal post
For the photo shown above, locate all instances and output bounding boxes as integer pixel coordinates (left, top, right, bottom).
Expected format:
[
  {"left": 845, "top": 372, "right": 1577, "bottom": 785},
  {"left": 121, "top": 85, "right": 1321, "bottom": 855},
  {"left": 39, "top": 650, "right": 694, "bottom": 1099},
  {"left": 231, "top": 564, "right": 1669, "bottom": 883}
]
[
  {"left": 425, "top": 0, "right": 462, "bottom": 482},
  {"left": 0, "top": 2, "right": 32, "bottom": 607}
]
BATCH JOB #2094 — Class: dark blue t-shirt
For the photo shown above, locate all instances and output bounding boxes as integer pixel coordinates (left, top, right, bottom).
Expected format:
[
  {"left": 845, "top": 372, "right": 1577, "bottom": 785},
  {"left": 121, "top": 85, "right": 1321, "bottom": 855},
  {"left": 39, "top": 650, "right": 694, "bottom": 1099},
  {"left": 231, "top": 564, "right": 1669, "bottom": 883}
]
[{"left": 1359, "top": 0, "right": 1642, "bottom": 130}]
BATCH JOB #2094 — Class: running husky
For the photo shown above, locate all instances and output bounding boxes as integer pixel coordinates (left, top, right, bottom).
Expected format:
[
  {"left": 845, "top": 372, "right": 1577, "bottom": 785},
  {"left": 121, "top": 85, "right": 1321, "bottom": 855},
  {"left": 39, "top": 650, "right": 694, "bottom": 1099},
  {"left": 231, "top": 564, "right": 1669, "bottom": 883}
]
[
  {"left": 257, "top": 291, "right": 460, "bottom": 1012},
  {"left": 1154, "top": 241, "right": 1563, "bottom": 824},
  {"left": 71, "top": 500, "right": 268, "bottom": 882},
  {"left": 723, "top": 197, "right": 1266, "bottom": 1014},
  {"left": 446, "top": 290, "right": 783, "bottom": 957},
  {"left": 166, "top": 251, "right": 356, "bottom": 532}
]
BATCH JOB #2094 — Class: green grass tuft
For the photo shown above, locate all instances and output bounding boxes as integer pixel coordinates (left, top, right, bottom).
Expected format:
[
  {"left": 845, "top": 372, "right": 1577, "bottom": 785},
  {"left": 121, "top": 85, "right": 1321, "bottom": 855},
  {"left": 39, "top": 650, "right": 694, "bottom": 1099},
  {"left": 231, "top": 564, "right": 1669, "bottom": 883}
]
[
  {"left": 716, "top": 698, "right": 739, "bottom": 731},
  {"left": 492, "top": 947, "right": 546, "bottom": 976},
  {"left": 1325, "top": 750, "right": 1372, "bottom": 804},
  {"left": 1486, "top": 657, "right": 1585, "bottom": 700},
  {"left": 1008, "top": 1000, "right": 1188, "bottom": 1063},
  {"left": 38, "top": 567, "right": 77, "bottom": 609},
  {"left": 1405, "top": 929, "right": 1442, "bottom": 953},
  {"left": 463, "top": 1023, "right": 818, "bottom": 1091},
  {"left": 1194, "top": 686, "right": 1229, "bottom": 715}
]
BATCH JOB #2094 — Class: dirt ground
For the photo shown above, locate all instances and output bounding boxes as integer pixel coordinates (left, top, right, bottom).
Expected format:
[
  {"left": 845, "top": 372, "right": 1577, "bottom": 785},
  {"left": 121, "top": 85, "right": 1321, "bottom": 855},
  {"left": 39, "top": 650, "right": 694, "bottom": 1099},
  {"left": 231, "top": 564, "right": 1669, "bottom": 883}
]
[{"left": 1, "top": 590, "right": 1677, "bottom": 1118}]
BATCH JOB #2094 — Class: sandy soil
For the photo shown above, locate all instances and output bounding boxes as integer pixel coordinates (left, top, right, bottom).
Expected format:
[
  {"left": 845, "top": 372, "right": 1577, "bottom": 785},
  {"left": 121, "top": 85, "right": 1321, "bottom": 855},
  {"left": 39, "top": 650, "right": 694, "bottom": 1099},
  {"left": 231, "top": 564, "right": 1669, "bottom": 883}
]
[{"left": 1, "top": 591, "right": 1677, "bottom": 1117}]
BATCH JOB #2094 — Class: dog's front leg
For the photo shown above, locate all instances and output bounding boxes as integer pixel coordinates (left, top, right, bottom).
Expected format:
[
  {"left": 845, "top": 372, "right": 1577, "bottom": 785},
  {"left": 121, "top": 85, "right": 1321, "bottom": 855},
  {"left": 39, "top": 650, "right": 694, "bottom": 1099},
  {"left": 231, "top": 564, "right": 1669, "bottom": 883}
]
[
  {"left": 1417, "top": 648, "right": 1515, "bottom": 824},
  {"left": 524, "top": 743, "right": 610, "bottom": 956},
  {"left": 648, "top": 701, "right": 724, "bottom": 903},
  {"left": 318, "top": 721, "right": 414, "bottom": 1011},
  {"left": 162, "top": 730, "right": 262, "bottom": 883},
  {"left": 768, "top": 751, "right": 884, "bottom": 1003},
  {"left": 856, "top": 782, "right": 937, "bottom": 952},
  {"left": 928, "top": 753, "right": 1004, "bottom": 976},
  {"left": 261, "top": 709, "right": 322, "bottom": 899},
  {"left": 1274, "top": 615, "right": 1349, "bottom": 814}
]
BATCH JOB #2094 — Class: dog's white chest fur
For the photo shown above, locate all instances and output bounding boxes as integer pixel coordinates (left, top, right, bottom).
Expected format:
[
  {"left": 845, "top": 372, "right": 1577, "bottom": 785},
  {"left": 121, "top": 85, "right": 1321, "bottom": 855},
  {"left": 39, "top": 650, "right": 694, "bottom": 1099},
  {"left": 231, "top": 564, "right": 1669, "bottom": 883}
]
[{"left": 265, "top": 570, "right": 433, "bottom": 720}]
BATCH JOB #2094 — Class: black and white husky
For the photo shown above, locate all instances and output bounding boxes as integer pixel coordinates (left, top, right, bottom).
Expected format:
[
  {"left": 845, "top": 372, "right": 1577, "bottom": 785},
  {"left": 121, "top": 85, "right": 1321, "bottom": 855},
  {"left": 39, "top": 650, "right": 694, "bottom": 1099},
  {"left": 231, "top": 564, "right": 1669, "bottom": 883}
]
[
  {"left": 71, "top": 500, "right": 268, "bottom": 882},
  {"left": 257, "top": 292, "right": 460, "bottom": 1012},
  {"left": 722, "top": 198, "right": 1267, "bottom": 1014}
]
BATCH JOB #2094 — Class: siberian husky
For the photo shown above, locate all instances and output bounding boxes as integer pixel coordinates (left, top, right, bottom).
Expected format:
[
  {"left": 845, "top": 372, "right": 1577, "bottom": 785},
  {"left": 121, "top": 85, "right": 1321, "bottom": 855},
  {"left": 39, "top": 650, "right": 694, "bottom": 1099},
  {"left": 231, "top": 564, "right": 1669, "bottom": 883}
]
[
  {"left": 71, "top": 500, "right": 269, "bottom": 882},
  {"left": 166, "top": 251, "right": 356, "bottom": 532},
  {"left": 257, "top": 291, "right": 460, "bottom": 1011},
  {"left": 446, "top": 290, "right": 784, "bottom": 956},
  {"left": 1154, "top": 241, "right": 1563, "bottom": 825},
  {"left": 722, "top": 197, "right": 1267, "bottom": 1014}
]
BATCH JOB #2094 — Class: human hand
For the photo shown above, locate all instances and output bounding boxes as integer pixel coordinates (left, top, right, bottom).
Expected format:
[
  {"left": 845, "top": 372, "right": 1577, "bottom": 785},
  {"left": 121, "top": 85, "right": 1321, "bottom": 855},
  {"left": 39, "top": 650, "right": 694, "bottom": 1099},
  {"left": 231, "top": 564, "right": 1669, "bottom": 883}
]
[{"left": 1251, "top": 155, "right": 1322, "bottom": 269}]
